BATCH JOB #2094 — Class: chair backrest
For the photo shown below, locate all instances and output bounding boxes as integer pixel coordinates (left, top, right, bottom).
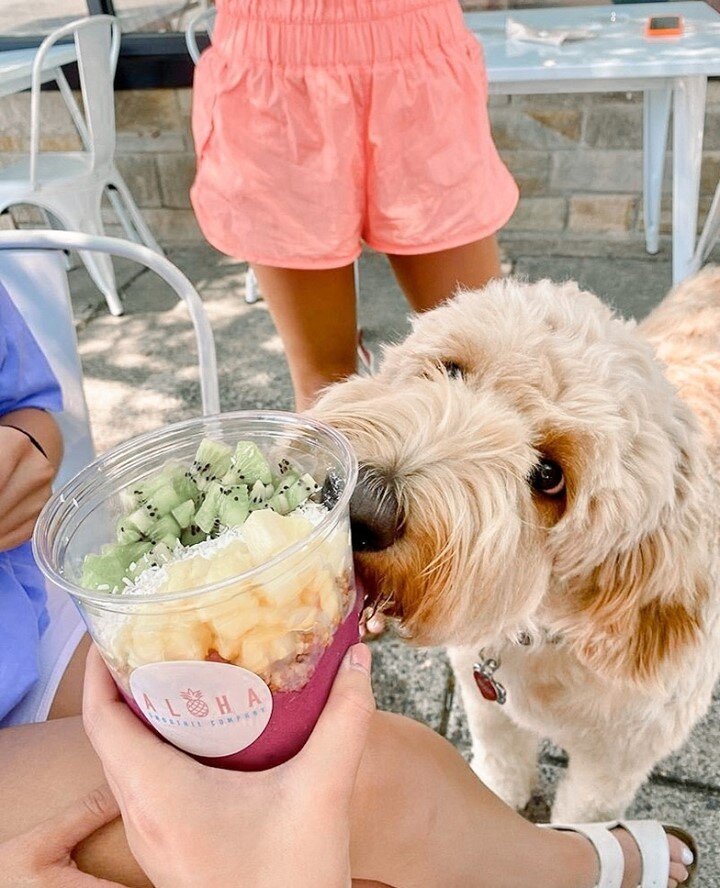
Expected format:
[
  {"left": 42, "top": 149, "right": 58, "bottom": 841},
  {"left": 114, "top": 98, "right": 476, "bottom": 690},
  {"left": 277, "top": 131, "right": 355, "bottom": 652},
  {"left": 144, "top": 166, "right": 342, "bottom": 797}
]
[
  {"left": 186, "top": 7, "right": 217, "bottom": 64},
  {"left": 31, "top": 16, "right": 120, "bottom": 184},
  {"left": 0, "top": 250, "right": 95, "bottom": 488},
  {"left": 0, "top": 230, "right": 220, "bottom": 488}
]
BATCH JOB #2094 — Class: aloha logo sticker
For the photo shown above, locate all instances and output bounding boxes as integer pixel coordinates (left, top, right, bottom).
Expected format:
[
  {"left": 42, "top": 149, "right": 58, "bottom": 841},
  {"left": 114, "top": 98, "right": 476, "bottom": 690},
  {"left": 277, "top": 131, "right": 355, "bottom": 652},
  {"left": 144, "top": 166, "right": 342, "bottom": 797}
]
[{"left": 130, "top": 660, "right": 273, "bottom": 758}]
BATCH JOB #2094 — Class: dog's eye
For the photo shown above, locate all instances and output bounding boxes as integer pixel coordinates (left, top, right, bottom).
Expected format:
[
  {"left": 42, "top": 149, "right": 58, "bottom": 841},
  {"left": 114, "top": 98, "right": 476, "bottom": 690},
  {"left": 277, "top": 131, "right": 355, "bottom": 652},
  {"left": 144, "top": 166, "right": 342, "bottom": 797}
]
[
  {"left": 441, "top": 361, "right": 464, "bottom": 380},
  {"left": 530, "top": 459, "right": 565, "bottom": 496}
]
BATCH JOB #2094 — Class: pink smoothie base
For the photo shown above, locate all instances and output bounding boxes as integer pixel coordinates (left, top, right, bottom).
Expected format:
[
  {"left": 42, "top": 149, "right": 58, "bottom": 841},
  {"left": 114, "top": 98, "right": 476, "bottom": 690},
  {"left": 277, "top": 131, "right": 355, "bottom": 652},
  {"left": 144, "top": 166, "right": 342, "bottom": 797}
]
[{"left": 118, "top": 588, "right": 362, "bottom": 770}]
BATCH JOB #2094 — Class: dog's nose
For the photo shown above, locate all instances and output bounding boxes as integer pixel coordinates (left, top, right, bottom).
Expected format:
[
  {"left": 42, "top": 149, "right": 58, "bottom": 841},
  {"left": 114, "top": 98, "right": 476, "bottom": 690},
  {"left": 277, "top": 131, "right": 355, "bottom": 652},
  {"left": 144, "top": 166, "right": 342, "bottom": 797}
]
[{"left": 350, "top": 464, "right": 402, "bottom": 552}]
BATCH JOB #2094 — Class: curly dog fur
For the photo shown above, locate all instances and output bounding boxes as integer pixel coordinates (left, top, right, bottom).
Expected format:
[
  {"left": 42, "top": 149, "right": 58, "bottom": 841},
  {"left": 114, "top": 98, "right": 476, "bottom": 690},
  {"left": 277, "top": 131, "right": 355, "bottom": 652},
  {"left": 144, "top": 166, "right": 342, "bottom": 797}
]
[{"left": 314, "top": 267, "right": 720, "bottom": 821}]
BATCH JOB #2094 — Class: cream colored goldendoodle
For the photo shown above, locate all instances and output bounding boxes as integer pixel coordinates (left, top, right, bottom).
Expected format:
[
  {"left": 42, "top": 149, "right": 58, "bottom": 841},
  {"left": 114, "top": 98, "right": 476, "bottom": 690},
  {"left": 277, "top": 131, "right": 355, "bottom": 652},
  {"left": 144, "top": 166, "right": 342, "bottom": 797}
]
[{"left": 314, "top": 267, "right": 720, "bottom": 822}]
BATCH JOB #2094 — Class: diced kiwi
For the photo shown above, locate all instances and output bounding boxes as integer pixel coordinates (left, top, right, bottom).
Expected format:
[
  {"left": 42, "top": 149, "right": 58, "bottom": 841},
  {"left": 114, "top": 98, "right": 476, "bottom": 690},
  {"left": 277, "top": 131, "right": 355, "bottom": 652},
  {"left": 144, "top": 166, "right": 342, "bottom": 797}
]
[
  {"left": 116, "top": 517, "right": 142, "bottom": 545},
  {"left": 268, "top": 473, "right": 320, "bottom": 515},
  {"left": 248, "top": 479, "right": 273, "bottom": 511},
  {"left": 81, "top": 554, "right": 125, "bottom": 592},
  {"left": 147, "top": 514, "right": 182, "bottom": 545},
  {"left": 273, "top": 470, "right": 299, "bottom": 496},
  {"left": 145, "top": 483, "right": 188, "bottom": 518},
  {"left": 276, "top": 457, "right": 297, "bottom": 477},
  {"left": 181, "top": 524, "right": 207, "bottom": 547},
  {"left": 223, "top": 441, "right": 273, "bottom": 487},
  {"left": 81, "top": 541, "right": 153, "bottom": 592},
  {"left": 151, "top": 541, "right": 175, "bottom": 562},
  {"left": 171, "top": 499, "right": 196, "bottom": 529},
  {"left": 217, "top": 484, "right": 250, "bottom": 528},
  {"left": 173, "top": 472, "right": 200, "bottom": 505},
  {"left": 118, "top": 541, "right": 154, "bottom": 564},
  {"left": 190, "top": 438, "right": 233, "bottom": 491},
  {"left": 126, "top": 552, "right": 158, "bottom": 582},
  {"left": 129, "top": 470, "right": 173, "bottom": 505},
  {"left": 127, "top": 506, "right": 155, "bottom": 536},
  {"left": 195, "top": 481, "right": 223, "bottom": 534}
]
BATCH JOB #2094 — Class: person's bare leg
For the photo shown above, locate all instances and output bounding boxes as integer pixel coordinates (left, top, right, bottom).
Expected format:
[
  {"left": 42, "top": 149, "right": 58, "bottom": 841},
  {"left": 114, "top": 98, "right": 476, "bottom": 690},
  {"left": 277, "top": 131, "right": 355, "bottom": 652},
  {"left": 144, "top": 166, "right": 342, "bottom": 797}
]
[
  {"left": 388, "top": 235, "right": 502, "bottom": 313},
  {"left": 0, "top": 711, "right": 688, "bottom": 888},
  {"left": 251, "top": 264, "right": 358, "bottom": 411},
  {"left": 48, "top": 634, "right": 91, "bottom": 719}
]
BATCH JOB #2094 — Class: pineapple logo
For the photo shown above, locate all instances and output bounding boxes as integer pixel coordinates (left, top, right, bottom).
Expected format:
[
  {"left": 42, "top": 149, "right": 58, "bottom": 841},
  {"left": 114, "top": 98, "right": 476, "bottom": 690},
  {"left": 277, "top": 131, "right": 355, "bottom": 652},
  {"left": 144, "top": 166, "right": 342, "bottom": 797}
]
[{"left": 180, "top": 688, "right": 210, "bottom": 718}]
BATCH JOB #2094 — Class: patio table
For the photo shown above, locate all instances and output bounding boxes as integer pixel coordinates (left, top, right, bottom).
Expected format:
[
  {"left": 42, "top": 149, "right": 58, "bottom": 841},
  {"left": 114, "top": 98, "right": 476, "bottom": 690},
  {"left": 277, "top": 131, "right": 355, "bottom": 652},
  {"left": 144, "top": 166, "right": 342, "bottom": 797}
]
[
  {"left": 467, "top": 1, "right": 720, "bottom": 283},
  {"left": 0, "top": 44, "right": 77, "bottom": 100}
]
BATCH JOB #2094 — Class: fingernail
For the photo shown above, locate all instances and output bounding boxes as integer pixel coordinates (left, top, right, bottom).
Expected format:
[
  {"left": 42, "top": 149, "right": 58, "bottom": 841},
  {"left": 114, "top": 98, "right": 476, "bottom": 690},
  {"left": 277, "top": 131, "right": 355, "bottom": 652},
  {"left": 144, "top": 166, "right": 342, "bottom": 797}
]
[
  {"left": 345, "top": 643, "right": 371, "bottom": 674},
  {"left": 681, "top": 847, "right": 694, "bottom": 866}
]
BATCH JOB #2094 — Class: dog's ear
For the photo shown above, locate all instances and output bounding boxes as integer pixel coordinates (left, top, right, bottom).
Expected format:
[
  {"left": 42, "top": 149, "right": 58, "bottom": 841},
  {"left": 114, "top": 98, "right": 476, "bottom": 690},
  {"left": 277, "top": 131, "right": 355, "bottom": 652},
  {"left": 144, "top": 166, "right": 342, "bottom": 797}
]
[
  {"left": 565, "top": 521, "right": 707, "bottom": 684},
  {"left": 546, "top": 400, "right": 708, "bottom": 684}
]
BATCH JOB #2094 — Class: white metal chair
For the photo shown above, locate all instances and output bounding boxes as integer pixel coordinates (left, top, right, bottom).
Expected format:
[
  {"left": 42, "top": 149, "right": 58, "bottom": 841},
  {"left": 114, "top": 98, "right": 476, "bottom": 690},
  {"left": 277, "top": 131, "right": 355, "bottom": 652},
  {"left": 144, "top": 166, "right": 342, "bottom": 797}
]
[
  {"left": 0, "top": 17, "right": 163, "bottom": 319},
  {"left": 0, "top": 230, "right": 220, "bottom": 488},
  {"left": 185, "top": 5, "right": 216, "bottom": 65},
  {"left": 690, "top": 181, "right": 720, "bottom": 276}
]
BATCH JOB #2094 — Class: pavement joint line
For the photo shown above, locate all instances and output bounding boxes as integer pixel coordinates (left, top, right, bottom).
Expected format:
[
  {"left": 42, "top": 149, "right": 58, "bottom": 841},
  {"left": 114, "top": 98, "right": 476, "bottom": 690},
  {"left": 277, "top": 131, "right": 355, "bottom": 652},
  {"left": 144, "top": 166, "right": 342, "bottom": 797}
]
[
  {"left": 541, "top": 751, "right": 720, "bottom": 795},
  {"left": 438, "top": 668, "right": 456, "bottom": 738}
]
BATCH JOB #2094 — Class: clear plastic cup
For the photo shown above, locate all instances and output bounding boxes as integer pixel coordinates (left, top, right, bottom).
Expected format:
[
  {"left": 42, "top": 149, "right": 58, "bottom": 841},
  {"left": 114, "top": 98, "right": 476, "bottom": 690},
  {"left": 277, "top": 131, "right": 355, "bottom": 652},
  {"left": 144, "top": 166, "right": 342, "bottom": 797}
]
[{"left": 34, "top": 411, "right": 359, "bottom": 769}]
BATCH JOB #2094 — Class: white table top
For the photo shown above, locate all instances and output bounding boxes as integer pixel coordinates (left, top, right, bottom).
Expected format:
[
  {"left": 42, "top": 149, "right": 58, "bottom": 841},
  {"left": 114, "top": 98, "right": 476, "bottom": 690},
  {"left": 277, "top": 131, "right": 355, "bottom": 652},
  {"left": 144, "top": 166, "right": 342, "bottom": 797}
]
[
  {"left": 0, "top": 44, "right": 77, "bottom": 98},
  {"left": 467, "top": 1, "right": 720, "bottom": 85}
]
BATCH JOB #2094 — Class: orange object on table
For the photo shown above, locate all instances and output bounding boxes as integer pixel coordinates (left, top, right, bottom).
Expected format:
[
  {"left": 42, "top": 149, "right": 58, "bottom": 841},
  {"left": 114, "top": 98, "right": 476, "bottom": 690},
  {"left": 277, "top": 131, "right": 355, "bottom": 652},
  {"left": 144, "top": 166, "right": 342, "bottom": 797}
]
[{"left": 645, "top": 15, "right": 685, "bottom": 37}]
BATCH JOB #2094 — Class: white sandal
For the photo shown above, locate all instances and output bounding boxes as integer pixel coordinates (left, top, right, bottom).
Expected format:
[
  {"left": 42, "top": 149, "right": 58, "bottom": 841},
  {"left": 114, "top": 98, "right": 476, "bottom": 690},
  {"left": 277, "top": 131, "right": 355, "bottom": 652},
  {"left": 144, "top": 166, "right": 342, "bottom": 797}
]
[{"left": 541, "top": 820, "right": 698, "bottom": 887}]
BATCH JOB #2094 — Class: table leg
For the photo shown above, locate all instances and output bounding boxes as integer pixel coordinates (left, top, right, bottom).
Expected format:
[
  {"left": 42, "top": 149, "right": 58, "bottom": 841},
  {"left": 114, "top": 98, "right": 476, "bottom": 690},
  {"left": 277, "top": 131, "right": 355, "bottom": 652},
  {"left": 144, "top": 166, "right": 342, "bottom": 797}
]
[
  {"left": 643, "top": 85, "right": 671, "bottom": 255},
  {"left": 672, "top": 76, "right": 707, "bottom": 284}
]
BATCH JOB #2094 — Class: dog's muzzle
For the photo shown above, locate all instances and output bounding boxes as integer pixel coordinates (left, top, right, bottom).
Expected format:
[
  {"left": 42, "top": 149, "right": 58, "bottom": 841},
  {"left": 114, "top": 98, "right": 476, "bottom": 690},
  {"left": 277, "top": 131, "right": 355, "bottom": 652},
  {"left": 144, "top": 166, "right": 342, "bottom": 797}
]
[{"left": 349, "top": 464, "right": 402, "bottom": 552}]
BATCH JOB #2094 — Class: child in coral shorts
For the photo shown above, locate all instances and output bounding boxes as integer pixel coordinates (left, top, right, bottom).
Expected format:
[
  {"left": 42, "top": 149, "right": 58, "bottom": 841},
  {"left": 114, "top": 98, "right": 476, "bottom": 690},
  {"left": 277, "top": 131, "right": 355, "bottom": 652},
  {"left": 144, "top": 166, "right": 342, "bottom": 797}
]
[{"left": 191, "top": 0, "right": 517, "bottom": 409}]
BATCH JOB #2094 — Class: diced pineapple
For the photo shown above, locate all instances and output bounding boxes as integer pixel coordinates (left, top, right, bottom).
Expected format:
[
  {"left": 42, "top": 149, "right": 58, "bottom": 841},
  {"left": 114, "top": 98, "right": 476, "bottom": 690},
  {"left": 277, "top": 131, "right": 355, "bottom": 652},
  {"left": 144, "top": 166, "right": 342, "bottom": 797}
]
[
  {"left": 318, "top": 573, "right": 341, "bottom": 625},
  {"left": 285, "top": 605, "right": 318, "bottom": 632},
  {"left": 126, "top": 615, "right": 212, "bottom": 668},
  {"left": 267, "top": 631, "right": 299, "bottom": 664},
  {"left": 204, "top": 541, "right": 254, "bottom": 585},
  {"left": 239, "top": 633, "right": 272, "bottom": 675},
  {"left": 239, "top": 626, "right": 297, "bottom": 674},
  {"left": 163, "top": 559, "right": 197, "bottom": 594},
  {"left": 210, "top": 591, "right": 266, "bottom": 661},
  {"left": 242, "top": 510, "right": 314, "bottom": 565}
]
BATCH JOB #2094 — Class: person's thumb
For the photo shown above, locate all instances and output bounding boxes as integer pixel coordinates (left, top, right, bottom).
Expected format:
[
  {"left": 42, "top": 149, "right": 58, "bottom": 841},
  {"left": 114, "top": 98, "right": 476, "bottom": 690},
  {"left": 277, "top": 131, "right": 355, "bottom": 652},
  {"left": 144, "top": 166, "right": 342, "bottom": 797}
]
[
  {"left": 31, "top": 785, "right": 120, "bottom": 862},
  {"left": 300, "top": 644, "right": 375, "bottom": 795}
]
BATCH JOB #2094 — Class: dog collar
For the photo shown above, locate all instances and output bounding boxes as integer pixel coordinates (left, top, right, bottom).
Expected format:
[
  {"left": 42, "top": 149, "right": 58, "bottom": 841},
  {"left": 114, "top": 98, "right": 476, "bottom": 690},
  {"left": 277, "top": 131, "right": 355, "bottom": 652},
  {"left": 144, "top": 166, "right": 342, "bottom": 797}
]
[
  {"left": 473, "top": 651, "right": 507, "bottom": 704},
  {"left": 473, "top": 630, "right": 564, "bottom": 704}
]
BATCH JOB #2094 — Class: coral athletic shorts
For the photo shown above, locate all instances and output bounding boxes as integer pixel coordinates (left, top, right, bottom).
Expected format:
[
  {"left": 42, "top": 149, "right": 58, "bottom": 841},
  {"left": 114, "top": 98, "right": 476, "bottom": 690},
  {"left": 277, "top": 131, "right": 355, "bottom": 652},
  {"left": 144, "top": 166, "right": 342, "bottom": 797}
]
[{"left": 191, "top": 0, "right": 518, "bottom": 269}]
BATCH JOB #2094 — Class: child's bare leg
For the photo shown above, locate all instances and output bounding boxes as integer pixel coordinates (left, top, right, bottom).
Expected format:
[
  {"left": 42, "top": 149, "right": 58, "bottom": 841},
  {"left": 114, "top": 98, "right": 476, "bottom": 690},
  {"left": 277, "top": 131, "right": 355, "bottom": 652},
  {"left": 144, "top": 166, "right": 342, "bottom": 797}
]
[
  {"left": 251, "top": 263, "right": 358, "bottom": 411},
  {"left": 388, "top": 235, "right": 502, "bottom": 312}
]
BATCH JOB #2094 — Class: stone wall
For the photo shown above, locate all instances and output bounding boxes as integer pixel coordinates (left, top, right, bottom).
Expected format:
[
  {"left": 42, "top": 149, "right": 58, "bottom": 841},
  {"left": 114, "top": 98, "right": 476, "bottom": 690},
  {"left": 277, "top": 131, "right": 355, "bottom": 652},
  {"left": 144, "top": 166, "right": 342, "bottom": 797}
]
[{"left": 1, "top": 83, "right": 718, "bottom": 252}]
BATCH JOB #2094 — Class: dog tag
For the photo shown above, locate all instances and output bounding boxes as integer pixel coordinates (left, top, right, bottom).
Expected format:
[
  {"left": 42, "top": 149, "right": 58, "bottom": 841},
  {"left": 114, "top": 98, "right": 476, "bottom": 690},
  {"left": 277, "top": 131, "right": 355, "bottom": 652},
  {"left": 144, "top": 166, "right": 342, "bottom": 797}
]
[{"left": 473, "top": 654, "right": 507, "bottom": 705}]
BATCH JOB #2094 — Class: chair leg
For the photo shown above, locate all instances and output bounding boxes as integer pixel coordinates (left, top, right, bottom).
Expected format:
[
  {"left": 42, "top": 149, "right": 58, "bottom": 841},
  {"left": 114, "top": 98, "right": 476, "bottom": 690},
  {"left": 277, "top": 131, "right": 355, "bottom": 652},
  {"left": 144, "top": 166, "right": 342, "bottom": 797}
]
[
  {"left": 245, "top": 267, "right": 260, "bottom": 304},
  {"left": 107, "top": 186, "right": 141, "bottom": 245},
  {"left": 57, "top": 194, "right": 124, "bottom": 316},
  {"left": 79, "top": 234, "right": 124, "bottom": 317},
  {"left": 109, "top": 174, "right": 164, "bottom": 256},
  {"left": 691, "top": 181, "right": 720, "bottom": 274},
  {"left": 40, "top": 207, "right": 78, "bottom": 271},
  {"left": 642, "top": 86, "right": 672, "bottom": 256}
]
